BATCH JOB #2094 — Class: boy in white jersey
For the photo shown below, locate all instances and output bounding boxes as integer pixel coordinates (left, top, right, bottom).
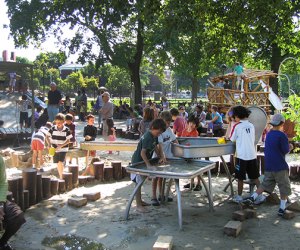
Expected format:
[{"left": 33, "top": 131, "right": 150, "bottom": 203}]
[{"left": 230, "top": 106, "right": 260, "bottom": 203}]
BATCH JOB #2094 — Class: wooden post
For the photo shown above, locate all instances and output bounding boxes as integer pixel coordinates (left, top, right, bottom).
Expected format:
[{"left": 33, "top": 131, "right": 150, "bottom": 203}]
[
  {"left": 63, "top": 172, "right": 73, "bottom": 191},
  {"left": 42, "top": 176, "right": 51, "bottom": 199},
  {"left": 22, "top": 168, "right": 37, "bottom": 206},
  {"left": 104, "top": 166, "right": 113, "bottom": 181},
  {"left": 23, "top": 190, "right": 29, "bottom": 210},
  {"left": 111, "top": 161, "right": 122, "bottom": 180},
  {"left": 93, "top": 161, "right": 104, "bottom": 181},
  {"left": 50, "top": 179, "right": 58, "bottom": 195},
  {"left": 36, "top": 173, "right": 43, "bottom": 203},
  {"left": 78, "top": 176, "right": 88, "bottom": 186},
  {"left": 58, "top": 180, "right": 66, "bottom": 193},
  {"left": 68, "top": 164, "right": 79, "bottom": 188},
  {"left": 17, "top": 177, "right": 24, "bottom": 211},
  {"left": 7, "top": 177, "right": 19, "bottom": 205}
]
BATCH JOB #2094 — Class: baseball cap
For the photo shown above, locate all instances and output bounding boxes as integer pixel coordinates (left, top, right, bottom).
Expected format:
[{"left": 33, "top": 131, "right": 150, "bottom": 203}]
[{"left": 269, "top": 113, "right": 285, "bottom": 126}]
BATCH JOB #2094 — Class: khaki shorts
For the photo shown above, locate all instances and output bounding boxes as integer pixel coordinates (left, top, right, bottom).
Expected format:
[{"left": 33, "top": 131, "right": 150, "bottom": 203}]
[{"left": 260, "top": 170, "right": 291, "bottom": 196}]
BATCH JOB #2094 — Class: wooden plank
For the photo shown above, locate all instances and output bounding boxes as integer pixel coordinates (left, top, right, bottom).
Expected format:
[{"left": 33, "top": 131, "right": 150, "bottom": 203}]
[
  {"left": 224, "top": 221, "right": 242, "bottom": 237},
  {"left": 80, "top": 141, "right": 138, "bottom": 151},
  {"left": 153, "top": 235, "right": 173, "bottom": 250}
]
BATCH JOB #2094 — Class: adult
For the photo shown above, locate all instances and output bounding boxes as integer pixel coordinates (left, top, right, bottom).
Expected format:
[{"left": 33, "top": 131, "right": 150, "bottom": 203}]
[
  {"left": 193, "top": 105, "right": 206, "bottom": 127},
  {"left": 207, "top": 105, "right": 224, "bottom": 136},
  {"left": 161, "top": 96, "right": 170, "bottom": 111},
  {"left": 74, "top": 90, "right": 82, "bottom": 115},
  {"left": 0, "top": 155, "right": 26, "bottom": 249},
  {"left": 47, "top": 82, "right": 62, "bottom": 122},
  {"left": 223, "top": 78, "right": 231, "bottom": 89},
  {"left": 94, "top": 89, "right": 104, "bottom": 128},
  {"left": 100, "top": 92, "right": 114, "bottom": 139},
  {"left": 79, "top": 89, "right": 88, "bottom": 121}
]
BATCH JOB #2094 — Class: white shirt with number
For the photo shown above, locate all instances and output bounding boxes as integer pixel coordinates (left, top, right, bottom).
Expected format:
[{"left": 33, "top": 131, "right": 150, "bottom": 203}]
[
  {"left": 153, "top": 127, "right": 177, "bottom": 158},
  {"left": 230, "top": 120, "right": 256, "bottom": 160}
]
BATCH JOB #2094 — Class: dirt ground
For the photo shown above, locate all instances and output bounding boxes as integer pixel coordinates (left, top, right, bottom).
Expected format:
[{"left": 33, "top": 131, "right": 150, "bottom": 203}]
[{"left": 1, "top": 92, "right": 300, "bottom": 250}]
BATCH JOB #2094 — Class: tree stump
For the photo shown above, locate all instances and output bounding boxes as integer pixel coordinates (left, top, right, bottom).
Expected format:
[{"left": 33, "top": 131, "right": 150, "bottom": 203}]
[
  {"left": 42, "top": 176, "right": 51, "bottom": 199},
  {"left": 93, "top": 161, "right": 104, "bottom": 181},
  {"left": 78, "top": 176, "right": 88, "bottom": 186},
  {"left": 7, "top": 177, "right": 19, "bottom": 205},
  {"left": 50, "top": 179, "right": 58, "bottom": 195},
  {"left": 23, "top": 190, "right": 29, "bottom": 210},
  {"left": 36, "top": 173, "right": 43, "bottom": 203},
  {"left": 17, "top": 177, "right": 24, "bottom": 211},
  {"left": 68, "top": 164, "right": 79, "bottom": 188},
  {"left": 111, "top": 161, "right": 122, "bottom": 180},
  {"left": 58, "top": 180, "right": 66, "bottom": 193},
  {"left": 22, "top": 168, "right": 37, "bottom": 206},
  {"left": 104, "top": 166, "right": 113, "bottom": 181},
  {"left": 63, "top": 172, "right": 73, "bottom": 191}
]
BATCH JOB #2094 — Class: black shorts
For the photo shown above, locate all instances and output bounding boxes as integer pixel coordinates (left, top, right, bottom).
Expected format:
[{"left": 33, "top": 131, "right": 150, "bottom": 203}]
[
  {"left": 53, "top": 152, "right": 67, "bottom": 163},
  {"left": 3, "top": 201, "right": 26, "bottom": 227},
  {"left": 235, "top": 158, "right": 260, "bottom": 180},
  {"left": 20, "top": 112, "right": 28, "bottom": 125}
]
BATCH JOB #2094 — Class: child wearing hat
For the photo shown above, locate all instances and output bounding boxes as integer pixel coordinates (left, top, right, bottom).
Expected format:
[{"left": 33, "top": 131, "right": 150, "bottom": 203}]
[{"left": 243, "top": 114, "right": 293, "bottom": 216}]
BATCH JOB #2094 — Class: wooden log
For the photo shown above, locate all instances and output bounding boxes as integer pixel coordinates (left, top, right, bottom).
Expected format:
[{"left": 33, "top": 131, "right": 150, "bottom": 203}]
[
  {"left": 58, "top": 180, "right": 66, "bottom": 193},
  {"left": 63, "top": 172, "right": 73, "bottom": 191},
  {"left": 83, "top": 192, "right": 101, "bottom": 201},
  {"left": 87, "top": 176, "right": 95, "bottom": 182},
  {"left": 232, "top": 210, "right": 246, "bottom": 221},
  {"left": 23, "top": 190, "right": 29, "bottom": 210},
  {"left": 50, "top": 179, "right": 58, "bottom": 195},
  {"left": 122, "top": 166, "right": 129, "bottom": 178},
  {"left": 104, "top": 166, "right": 113, "bottom": 181},
  {"left": 7, "top": 177, "right": 19, "bottom": 205},
  {"left": 153, "top": 235, "right": 173, "bottom": 250},
  {"left": 68, "top": 197, "right": 87, "bottom": 208},
  {"left": 244, "top": 208, "right": 257, "bottom": 219},
  {"left": 36, "top": 173, "right": 43, "bottom": 203},
  {"left": 224, "top": 221, "right": 242, "bottom": 237},
  {"left": 111, "top": 161, "right": 122, "bottom": 180},
  {"left": 93, "top": 161, "right": 104, "bottom": 181},
  {"left": 17, "top": 177, "right": 24, "bottom": 211},
  {"left": 68, "top": 164, "right": 79, "bottom": 188},
  {"left": 266, "top": 193, "right": 280, "bottom": 205},
  {"left": 78, "top": 176, "right": 88, "bottom": 186},
  {"left": 42, "top": 176, "right": 51, "bottom": 199},
  {"left": 22, "top": 168, "right": 37, "bottom": 206}
]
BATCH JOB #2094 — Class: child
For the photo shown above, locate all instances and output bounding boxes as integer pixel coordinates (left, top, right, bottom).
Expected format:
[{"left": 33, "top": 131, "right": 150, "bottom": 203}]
[
  {"left": 106, "top": 118, "right": 116, "bottom": 154},
  {"left": 84, "top": 114, "right": 97, "bottom": 160},
  {"left": 230, "top": 106, "right": 260, "bottom": 203},
  {"left": 31, "top": 122, "right": 52, "bottom": 171},
  {"left": 243, "top": 114, "right": 293, "bottom": 215},
  {"left": 64, "top": 96, "right": 72, "bottom": 113},
  {"left": 224, "top": 107, "right": 237, "bottom": 139},
  {"left": 65, "top": 114, "right": 76, "bottom": 164},
  {"left": 138, "top": 107, "right": 154, "bottom": 137},
  {"left": 82, "top": 157, "right": 101, "bottom": 176},
  {"left": 46, "top": 113, "right": 72, "bottom": 179},
  {"left": 207, "top": 105, "right": 223, "bottom": 136},
  {"left": 151, "top": 111, "right": 178, "bottom": 205},
  {"left": 170, "top": 108, "right": 187, "bottom": 137},
  {"left": 181, "top": 116, "right": 203, "bottom": 191},
  {"left": 179, "top": 106, "right": 188, "bottom": 121},
  {"left": 131, "top": 118, "right": 167, "bottom": 212},
  {"left": 16, "top": 94, "right": 32, "bottom": 129}
]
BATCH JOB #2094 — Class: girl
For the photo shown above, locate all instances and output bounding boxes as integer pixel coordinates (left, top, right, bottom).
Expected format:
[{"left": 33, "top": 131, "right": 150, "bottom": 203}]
[{"left": 138, "top": 107, "right": 154, "bottom": 137}]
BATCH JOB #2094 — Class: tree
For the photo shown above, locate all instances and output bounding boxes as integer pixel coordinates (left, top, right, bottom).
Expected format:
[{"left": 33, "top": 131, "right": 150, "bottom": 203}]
[
  {"left": 16, "top": 56, "right": 31, "bottom": 64},
  {"left": 6, "top": 0, "right": 162, "bottom": 104}
]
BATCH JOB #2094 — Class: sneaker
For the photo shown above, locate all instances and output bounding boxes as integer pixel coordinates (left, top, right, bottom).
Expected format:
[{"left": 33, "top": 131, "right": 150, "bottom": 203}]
[
  {"left": 183, "top": 183, "right": 195, "bottom": 189},
  {"left": 158, "top": 196, "right": 173, "bottom": 202},
  {"left": 278, "top": 208, "right": 286, "bottom": 217},
  {"left": 254, "top": 194, "right": 266, "bottom": 205},
  {"left": 242, "top": 196, "right": 255, "bottom": 205},
  {"left": 151, "top": 198, "right": 160, "bottom": 206},
  {"left": 232, "top": 195, "right": 243, "bottom": 203},
  {"left": 193, "top": 184, "right": 202, "bottom": 191}
]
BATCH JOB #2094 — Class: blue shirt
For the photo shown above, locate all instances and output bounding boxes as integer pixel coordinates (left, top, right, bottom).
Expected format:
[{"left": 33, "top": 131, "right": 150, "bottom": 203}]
[
  {"left": 212, "top": 112, "right": 223, "bottom": 124},
  {"left": 264, "top": 130, "right": 290, "bottom": 172}
]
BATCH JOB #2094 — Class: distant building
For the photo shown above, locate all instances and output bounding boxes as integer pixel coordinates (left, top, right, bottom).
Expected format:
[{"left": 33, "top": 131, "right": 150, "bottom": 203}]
[
  {"left": 58, "top": 62, "right": 84, "bottom": 79},
  {"left": 1, "top": 50, "right": 16, "bottom": 62}
]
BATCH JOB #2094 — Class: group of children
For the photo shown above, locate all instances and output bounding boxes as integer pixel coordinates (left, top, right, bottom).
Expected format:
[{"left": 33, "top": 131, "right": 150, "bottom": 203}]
[
  {"left": 30, "top": 112, "right": 116, "bottom": 178},
  {"left": 131, "top": 104, "right": 292, "bottom": 217}
]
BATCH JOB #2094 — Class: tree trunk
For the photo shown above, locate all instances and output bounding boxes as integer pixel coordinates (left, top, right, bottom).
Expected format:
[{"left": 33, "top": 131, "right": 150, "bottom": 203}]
[
  {"left": 128, "top": 20, "right": 144, "bottom": 105},
  {"left": 191, "top": 76, "right": 199, "bottom": 101},
  {"left": 270, "top": 43, "right": 282, "bottom": 95}
]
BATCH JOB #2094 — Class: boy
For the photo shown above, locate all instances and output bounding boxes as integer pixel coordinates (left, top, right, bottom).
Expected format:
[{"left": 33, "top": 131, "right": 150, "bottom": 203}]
[
  {"left": 31, "top": 122, "right": 52, "bottom": 171},
  {"left": 170, "top": 108, "right": 187, "bottom": 137},
  {"left": 151, "top": 111, "right": 178, "bottom": 205},
  {"left": 83, "top": 114, "right": 97, "bottom": 160},
  {"left": 47, "top": 113, "right": 72, "bottom": 179},
  {"left": 230, "top": 106, "right": 260, "bottom": 203},
  {"left": 65, "top": 113, "right": 76, "bottom": 164},
  {"left": 243, "top": 114, "right": 292, "bottom": 216},
  {"left": 131, "top": 118, "right": 166, "bottom": 212},
  {"left": 16, "top": 94, "right": 33, "bottom": 129}
]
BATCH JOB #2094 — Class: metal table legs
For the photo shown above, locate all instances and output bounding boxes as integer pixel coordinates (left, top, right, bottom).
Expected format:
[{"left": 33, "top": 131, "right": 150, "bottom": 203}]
[
  {"left": 220, "top": 156, "right": 234, "bottom": 197},
  {"left": 124, "top": 176, "right": 147, "bottom": 220},
  {"left": 174, "top": 179, "right": 182, "bottom": 230}
]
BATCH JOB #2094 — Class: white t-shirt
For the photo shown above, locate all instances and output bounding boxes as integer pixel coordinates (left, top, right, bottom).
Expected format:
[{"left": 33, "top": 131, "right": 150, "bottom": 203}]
[
  {"left": 230, "top": 120, "right": 256, "bottom": 160},
  {"left": 153, "top": 127, "right": 177, "bottom": 158}
]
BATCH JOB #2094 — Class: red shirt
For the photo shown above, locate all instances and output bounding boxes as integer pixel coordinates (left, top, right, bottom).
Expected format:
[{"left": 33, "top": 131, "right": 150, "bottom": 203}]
[
  {"left": 181, "top": 128, "right": 199, "bottom": 137},
  {"left": 173, "top": 116, "right": 187, "bottom": 137}
]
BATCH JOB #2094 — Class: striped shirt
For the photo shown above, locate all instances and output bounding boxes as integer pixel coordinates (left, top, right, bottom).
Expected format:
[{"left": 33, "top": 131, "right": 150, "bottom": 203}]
[
  {"left": 32, "top": 126, "right": 50, "bottom": 145},
  {"left": 47, "top": 125, "right": 72, "bottom": 151}
]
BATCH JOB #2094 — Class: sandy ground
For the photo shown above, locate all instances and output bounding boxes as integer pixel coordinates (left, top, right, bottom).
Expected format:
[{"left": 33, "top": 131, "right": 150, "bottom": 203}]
[{"left": 1, "top": 92, "right": 300, "bottom": 250}]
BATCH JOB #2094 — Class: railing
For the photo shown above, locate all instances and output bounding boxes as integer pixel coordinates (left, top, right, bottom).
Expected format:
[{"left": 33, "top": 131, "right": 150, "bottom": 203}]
[{"left": 207, "top": 88, "right": 271, "bottom": 112}]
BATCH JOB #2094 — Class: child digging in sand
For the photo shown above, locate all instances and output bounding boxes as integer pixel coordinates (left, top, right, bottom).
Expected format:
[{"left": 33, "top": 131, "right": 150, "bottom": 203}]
[{"left": 130, "top": 118, "right": 166, "bottom": 212}]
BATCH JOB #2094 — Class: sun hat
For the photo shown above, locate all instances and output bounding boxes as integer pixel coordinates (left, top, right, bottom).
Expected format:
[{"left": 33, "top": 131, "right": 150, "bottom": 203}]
[{"left": 269, "top": 113, "right": 285, "bottom": 126}]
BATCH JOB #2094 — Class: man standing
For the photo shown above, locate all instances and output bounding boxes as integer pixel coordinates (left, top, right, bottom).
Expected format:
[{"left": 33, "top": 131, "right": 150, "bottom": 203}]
[
  {"left": 47, "top": 82, "right": 62, "bottom": 122},
  {"left": 94, "top": 89, "right": 105, "bottom": 128},
  {"left": 0, "top": 156, "right": 26, "bottom": 250},
  {"left": 100, "top": 92, "right": 114, "bottom": 139}
]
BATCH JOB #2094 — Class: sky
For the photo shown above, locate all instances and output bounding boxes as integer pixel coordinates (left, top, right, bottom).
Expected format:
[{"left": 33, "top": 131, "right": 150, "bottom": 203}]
[{"left": 0, "top": 0, "right": 76, "bottom": 63}]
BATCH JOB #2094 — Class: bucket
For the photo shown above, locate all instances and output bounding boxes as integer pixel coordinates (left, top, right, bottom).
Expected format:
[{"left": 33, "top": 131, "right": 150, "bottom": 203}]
[{"left": 49, "top": 147, "right": 56, "bottom": 156}]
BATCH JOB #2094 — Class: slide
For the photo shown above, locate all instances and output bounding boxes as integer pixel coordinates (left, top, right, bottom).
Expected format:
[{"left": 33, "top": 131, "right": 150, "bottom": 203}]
[
  {"left": 259, "top": 80, "right": 284, "bottom": 110},
  {"left": 25, "top": 91, "right": 47, "bottom": 109}
]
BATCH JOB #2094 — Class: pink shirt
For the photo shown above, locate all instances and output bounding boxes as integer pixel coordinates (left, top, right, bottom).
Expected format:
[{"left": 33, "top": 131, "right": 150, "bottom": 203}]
[{"left": 173, "top": 116, "right": 187, "bottom": 137}]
